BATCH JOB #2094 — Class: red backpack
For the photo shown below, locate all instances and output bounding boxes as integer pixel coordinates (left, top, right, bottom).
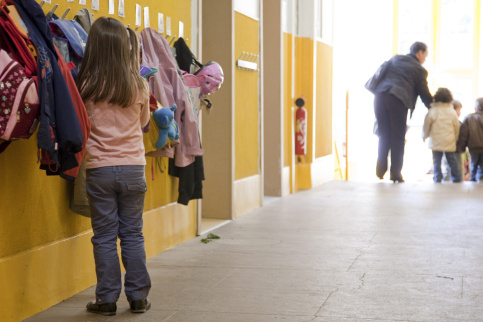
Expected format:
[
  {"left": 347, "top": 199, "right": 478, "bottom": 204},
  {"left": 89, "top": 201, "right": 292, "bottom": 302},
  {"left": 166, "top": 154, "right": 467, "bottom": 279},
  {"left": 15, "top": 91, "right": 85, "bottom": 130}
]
[
  {"left": 0, "top": 2, "right": 40, "bottom": 152},
  {"left": 0, "top": 49, "right": 39, "bottom": 140}
]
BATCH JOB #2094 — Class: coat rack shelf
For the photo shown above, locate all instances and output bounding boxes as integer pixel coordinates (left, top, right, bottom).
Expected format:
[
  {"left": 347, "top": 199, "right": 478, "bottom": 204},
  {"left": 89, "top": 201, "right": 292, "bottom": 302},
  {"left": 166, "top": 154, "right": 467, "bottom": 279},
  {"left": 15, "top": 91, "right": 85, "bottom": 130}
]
[{"left": 237, "top": 51, "right": 258, "bottom": 71}]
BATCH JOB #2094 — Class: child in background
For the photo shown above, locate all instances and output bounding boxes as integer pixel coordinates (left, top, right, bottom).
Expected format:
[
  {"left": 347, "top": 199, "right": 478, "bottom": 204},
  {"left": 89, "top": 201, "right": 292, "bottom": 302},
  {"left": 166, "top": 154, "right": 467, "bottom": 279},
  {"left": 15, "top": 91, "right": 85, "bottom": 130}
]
[
  {"left": 423, "top": 88, "right": 462, "bottom": 183},
  {"left": 442, "top": 100, "right": 464, "bottom": 181},
  {"left": 452, "top": 100, "right": 472, "bottom": 180},
  {"left": 457, "top": 97, "right": 483, "bottom": 182},
  {"left": 76, "top": 17, "right": 151, "bottom": 315},
  {"left": 452, "top": 100, "right": 464, "bottom": 116}
]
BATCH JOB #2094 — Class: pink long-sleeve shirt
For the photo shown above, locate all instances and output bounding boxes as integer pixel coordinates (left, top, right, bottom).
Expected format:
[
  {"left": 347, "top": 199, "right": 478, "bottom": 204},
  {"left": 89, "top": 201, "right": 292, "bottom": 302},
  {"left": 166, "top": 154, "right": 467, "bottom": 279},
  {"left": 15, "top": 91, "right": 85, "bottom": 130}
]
[{"left": 84, "top": 92, "right": 150, "bottom": 169}]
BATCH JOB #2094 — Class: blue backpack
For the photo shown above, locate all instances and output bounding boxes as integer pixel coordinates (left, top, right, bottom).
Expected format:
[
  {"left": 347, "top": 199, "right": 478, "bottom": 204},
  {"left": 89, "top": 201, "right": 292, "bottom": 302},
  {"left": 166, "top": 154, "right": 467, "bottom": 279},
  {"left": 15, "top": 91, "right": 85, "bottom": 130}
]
[{"left": 49, "top": 18, "right": 87, "bottom": 79}]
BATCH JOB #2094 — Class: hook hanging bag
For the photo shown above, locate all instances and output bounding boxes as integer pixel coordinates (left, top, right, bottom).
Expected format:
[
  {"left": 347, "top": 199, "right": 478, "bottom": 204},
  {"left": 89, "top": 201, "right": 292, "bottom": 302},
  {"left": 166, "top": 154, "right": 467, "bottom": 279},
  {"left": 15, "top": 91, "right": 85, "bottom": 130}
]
[
  {"left": 0, "top": 2, "right": 37, "bottom": 77},
  {"left": 0, "top": 48, "right": 39, "bottom": 142},
  {"left": 0, "top": 1, "right": 39, "bottom": 151}
]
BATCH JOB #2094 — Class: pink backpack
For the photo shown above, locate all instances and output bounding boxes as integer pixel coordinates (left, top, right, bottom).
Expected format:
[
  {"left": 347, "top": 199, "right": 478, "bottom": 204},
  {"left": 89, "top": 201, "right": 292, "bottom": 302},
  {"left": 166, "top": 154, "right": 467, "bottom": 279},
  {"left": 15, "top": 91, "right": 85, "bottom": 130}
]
[{"left": 0, "top": 48, "right": 39, "bottom": 142}]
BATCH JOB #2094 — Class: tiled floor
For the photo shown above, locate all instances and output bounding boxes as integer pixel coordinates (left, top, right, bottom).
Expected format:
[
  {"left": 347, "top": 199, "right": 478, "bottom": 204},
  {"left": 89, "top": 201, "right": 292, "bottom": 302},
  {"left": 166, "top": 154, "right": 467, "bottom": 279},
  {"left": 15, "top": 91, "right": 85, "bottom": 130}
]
[{"left": 26, "top": 180, "right": 483, "bottom": 321}]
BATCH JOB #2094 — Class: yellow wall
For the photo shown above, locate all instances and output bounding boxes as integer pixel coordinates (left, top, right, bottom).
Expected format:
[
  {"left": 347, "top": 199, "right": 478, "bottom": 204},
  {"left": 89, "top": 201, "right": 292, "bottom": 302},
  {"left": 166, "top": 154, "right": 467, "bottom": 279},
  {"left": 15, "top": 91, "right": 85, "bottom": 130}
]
[
  {"left": 40, "top": 0, "right": 192, "bottom": 45},
  {"left": 295, "top": 37, "right": 314, "bottom": 164},
  {"left": 0, "top": 138, "right": 91, "bottom": 259},
  {"left": 144, "top": 158, "right": 179, "bottom": 207},
  {"left": 293, "top": 37, "right": 334, "bottom": 190},
  {"left": 234, "top": 12, "right": 260, "bottom": 180},
  {"left": 315, "top": 41, "right": 333, "bottom": 159},
  {"left": 0, "top": 1, "right": 195, "bottom": 321}
]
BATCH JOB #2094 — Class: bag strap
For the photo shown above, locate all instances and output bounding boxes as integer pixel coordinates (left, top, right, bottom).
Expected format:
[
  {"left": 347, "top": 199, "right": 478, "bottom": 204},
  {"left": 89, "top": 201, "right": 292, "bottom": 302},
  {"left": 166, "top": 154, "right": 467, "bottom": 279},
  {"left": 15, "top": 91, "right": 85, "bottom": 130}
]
[
  {"left": 192, "top": 57, "right": 203, "bottom": 69},
  {"left": 0, "top": 0, "right": 14, "bottom": 8},
  {"left": 0, "top": 6, "right": 37, "bottom": 77}
]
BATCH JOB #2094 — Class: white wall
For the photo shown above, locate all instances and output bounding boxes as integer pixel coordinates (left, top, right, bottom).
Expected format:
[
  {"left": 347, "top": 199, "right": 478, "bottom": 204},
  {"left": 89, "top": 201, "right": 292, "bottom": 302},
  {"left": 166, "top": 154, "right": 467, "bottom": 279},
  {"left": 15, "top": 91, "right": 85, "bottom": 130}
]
[
  {"left": 191, "top": 0, "right": 199, "bottom": 58},
  {"left": 234, "top": 0, "right": 260, "bottom": 20},
  {"left": 297, "top": 0, "right": 315, "bottom": 38},
  {"left": 282, "top": 0, "right": 294, "bottom": 34}
]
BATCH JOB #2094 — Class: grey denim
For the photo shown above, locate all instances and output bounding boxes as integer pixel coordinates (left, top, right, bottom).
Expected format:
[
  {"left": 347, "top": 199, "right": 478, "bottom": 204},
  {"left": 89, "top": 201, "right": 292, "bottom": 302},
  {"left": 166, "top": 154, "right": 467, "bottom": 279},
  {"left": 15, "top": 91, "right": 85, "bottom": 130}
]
[{"left": 86, "top": 165, "right": 151, "bottom": 303}]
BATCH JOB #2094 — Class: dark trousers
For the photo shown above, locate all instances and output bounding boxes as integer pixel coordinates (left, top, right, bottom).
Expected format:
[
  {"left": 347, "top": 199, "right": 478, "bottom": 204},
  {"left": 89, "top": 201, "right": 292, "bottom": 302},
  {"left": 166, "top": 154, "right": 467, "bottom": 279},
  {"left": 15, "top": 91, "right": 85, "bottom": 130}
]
[
  {"left": 469, "top": 152, "right": 483, "bottom": 181},
  {"left": 374, "top": 93, "right": 408, "bottom": 180}
]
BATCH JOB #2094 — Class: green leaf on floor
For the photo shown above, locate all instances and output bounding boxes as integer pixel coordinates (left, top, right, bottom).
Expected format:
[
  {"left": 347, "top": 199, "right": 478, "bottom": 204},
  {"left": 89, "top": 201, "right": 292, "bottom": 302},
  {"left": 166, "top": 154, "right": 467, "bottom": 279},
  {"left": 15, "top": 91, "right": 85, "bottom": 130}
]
[{"left": 201, "top": 233, "right": 220, "bottom": 244}]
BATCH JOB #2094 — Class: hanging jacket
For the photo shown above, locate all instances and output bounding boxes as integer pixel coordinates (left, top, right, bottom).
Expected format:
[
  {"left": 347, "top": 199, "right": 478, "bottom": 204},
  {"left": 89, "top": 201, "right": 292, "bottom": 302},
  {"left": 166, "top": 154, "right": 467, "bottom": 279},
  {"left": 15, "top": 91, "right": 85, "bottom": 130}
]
[
  {"left": 55, "top": 47, "right": 90, "bottom": 180},
  {"left": 168, "top": 155, "right": 205, "bottom": 205},
  {"left": 14, "top": 0, "right": 84, "bottom": 175},
  {"left": 73, "top": 8, "right": 94, "bottom": 34},
  {"left": 140, "top": 28, "right": 203, "bottom": 167}
]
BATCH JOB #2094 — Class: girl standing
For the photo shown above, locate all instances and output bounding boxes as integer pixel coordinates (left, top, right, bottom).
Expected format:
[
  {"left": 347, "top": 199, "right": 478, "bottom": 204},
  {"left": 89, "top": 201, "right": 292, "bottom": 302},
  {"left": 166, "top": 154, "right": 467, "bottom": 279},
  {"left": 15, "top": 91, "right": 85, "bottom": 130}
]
[{"left": 77, "top": 17, "right": 151, "bottom": 316}]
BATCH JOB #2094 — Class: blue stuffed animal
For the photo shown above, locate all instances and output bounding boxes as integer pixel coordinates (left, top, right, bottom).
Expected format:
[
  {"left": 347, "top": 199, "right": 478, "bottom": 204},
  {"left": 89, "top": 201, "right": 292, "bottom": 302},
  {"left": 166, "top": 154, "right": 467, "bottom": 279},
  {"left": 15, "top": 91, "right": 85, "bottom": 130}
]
[{"left": 152, "top": 104, "right": 179, "bottom": 149}]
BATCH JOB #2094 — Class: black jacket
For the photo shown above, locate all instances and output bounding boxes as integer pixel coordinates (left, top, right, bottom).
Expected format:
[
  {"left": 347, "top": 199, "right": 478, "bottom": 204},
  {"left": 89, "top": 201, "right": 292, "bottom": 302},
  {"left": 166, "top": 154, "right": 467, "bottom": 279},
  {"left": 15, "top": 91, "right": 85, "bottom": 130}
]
[{"left": 372, "top": 54, "right": 432, "bottom": 112}]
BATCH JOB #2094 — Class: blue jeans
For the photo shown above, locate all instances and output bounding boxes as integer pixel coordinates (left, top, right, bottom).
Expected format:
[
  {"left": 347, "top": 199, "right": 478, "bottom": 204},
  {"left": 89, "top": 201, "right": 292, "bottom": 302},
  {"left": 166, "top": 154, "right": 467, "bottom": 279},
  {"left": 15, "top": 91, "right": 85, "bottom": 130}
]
[
  {"left": 469, "top": 152, "right": 483, "bottom": 181},
  {"left": 86, "top": 165, "right": 151, "bottom": 303},
  {"left": 442, "top": 153, "right": 463, "bottom": 181},
  {"left": 432, "top": 151, "right": 461, "bottom": 183}
]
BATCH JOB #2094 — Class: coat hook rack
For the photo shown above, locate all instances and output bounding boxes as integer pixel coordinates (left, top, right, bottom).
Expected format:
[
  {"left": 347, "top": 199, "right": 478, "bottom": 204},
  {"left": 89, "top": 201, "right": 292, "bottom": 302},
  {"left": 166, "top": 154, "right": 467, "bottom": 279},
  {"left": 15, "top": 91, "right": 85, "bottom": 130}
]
[
  {"left": 126, "top": 24, "right": 130, "bottom": 28},
  {"left": 169, "top": 35, "right": 177, "bottom": 46},
  {"left": 237, "top": 51, "right": 258, "bottom": 71},
  {"left": 165, "top": 35, "right": 170, "bottom": 40},
  {"left": 61, "top": 8, "right": 70, "bottom": 20},
  {"left": 47, "top": 3, "right": 58, "bottom": 16},
  {"left": 45, "top": 4, "right": 59, "bottom": 20},
  {"left": 39, "top": 0, "right": 45, "bottom": 7},
  {"left": 135, "top": 26, "right": 139, "bottom": 31}
]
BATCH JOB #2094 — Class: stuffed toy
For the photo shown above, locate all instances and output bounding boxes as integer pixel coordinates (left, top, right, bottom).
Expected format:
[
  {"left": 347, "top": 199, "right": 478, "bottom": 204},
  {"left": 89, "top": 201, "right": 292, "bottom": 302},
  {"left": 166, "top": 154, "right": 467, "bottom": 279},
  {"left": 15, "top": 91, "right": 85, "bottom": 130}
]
[
  {"left": 152, "top": 104, "right": 179, "bottom": 149},
  {"left": 140, "top": 65, "right": 159, "bottom": 79}
]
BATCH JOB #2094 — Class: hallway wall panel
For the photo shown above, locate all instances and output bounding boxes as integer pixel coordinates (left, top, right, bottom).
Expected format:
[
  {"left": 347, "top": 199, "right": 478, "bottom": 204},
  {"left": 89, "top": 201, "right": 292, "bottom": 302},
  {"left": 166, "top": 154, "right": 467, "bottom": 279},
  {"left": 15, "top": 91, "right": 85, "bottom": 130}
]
[
  {"left": 315, "top": 41, "right": 333, "bottom": 159},
  {"left": 283, "top": 32, "right": 294, "bottom": 170},
  {"left": 234, "top": 12, "right": 260, "bottom": 180}
]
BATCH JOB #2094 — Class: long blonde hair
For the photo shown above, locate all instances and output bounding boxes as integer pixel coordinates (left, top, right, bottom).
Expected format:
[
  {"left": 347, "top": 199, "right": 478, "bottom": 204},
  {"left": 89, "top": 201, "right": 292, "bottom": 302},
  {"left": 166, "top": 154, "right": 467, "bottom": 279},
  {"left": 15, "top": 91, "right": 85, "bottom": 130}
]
[{"left": 77, "top": 17, "right": 148, "bottom": 108}]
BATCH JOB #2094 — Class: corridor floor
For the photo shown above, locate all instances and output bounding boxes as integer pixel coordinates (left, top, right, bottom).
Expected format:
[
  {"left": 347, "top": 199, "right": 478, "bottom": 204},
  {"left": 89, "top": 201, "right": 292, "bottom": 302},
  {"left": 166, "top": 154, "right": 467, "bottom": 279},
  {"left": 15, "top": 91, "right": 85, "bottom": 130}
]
[{"left": 26, "top": 180, "right": 483, "bottom": 321}]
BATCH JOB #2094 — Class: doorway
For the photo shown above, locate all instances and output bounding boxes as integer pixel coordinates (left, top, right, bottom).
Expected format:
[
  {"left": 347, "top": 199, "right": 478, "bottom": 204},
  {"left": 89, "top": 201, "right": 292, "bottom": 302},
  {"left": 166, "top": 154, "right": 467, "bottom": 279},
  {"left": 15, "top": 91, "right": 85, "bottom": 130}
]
[{"left": 334, "top": 0, "right": 480, "bottom": 183}]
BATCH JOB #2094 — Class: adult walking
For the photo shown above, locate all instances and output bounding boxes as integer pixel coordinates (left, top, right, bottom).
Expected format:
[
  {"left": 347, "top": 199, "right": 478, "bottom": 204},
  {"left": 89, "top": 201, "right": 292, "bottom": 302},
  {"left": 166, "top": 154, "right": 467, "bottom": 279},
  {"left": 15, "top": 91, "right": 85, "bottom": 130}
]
[{"left": 366, "top": 42, "right": 433, "bottom": 182}]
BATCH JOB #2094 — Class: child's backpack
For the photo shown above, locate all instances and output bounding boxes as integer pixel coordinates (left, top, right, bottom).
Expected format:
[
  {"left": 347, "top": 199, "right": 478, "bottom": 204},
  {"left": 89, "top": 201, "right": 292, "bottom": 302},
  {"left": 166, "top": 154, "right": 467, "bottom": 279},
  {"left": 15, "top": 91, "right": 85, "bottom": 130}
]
[
  {"left": 0, "top": 3, "right": 37, "bottom": 76},
  {"left": 0, "top": 49, "right": 40, "bottom": 140},
  {"left": 0, "top": 2, "right": 40, "bottom": 152}
]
